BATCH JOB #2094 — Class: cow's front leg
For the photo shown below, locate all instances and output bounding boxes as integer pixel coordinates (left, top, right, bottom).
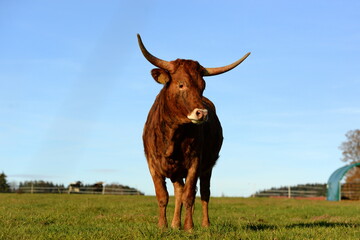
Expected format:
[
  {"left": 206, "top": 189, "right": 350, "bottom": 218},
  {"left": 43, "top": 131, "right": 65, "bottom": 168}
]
[
  {"left": 200, "top": 170, "right": 212, "bottom": 227},
  {"left": 171, "top": 178, "right": 184, "bottom": 229},
  {"left": 151, "top": 173, "right": 169, "bottom": 228},
  {"left": 182, "top": 164, "right": 199, "bottom": 231}
]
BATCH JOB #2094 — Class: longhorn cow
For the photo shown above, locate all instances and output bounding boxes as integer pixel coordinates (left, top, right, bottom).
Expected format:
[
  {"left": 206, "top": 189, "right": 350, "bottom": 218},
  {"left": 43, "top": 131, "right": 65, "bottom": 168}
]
[{"left": 138, "top": 34, "right": 250, "bottom": 230}]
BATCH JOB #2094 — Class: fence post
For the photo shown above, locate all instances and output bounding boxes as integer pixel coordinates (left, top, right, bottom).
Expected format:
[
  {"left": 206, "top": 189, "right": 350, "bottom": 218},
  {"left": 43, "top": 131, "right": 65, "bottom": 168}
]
[
  {"left": 102, "top": 185, "right": 105, "bottom": 195},
  {"left": 288, "top": 186, "right": 291, "bottom": 198},
  {"left": 31, "top": 183, "right": 34, "bottom": 194}
]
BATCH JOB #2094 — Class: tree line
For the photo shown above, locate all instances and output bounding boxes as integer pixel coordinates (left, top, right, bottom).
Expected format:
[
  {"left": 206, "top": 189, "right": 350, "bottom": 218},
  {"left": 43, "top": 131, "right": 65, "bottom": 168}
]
[{"left": 0, "top": 173, "right": 143, "bottom": 195}]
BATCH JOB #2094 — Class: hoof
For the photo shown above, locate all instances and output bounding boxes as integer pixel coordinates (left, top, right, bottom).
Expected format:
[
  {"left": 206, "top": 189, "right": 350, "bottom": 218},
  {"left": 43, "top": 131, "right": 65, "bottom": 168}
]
[
  {"left": 202, "top": 221, "right": 210, "bottom": 228},
  {"left": 183, "top": 224, "right": 194, "bottom": 232},
  {"left": 171, "top": 223, "right": 181, "bottom": 230}
]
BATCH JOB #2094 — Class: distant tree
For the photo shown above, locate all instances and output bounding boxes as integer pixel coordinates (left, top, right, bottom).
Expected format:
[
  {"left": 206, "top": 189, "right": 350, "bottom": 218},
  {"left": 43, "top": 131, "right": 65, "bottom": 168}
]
[
  {"left": 0, "top": 172, "right": 10, "bottom": 193},
  {"left": 339, "top": 129, "right": 360, "bottom": 182}
]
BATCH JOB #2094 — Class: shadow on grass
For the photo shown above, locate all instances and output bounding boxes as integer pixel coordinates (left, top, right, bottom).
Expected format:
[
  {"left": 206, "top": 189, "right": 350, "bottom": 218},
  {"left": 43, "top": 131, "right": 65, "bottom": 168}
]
[
  {"left": 244, "top": 223, "right": 278, "bottom": 231},
  {"left": 286, "top": 221, "right": 359, "bottom": 229},
  {"left": 242, "top": 221, "right": 359, "bottom": 231},
  {"left": 213, "top": 221, "right": 278, "bottom": 232}
]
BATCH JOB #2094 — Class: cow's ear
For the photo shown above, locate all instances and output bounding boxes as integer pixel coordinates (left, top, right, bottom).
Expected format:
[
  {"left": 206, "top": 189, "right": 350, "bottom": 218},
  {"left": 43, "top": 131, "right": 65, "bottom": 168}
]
[{"left": 151, "top": 68, "right": 170, "bottom": 84}]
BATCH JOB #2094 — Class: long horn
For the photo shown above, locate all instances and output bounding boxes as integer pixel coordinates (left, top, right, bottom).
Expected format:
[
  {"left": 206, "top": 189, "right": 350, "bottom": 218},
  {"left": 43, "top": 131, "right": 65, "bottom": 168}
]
[
  {"left": 203, "top": 52, "right": 251, "bottom": 76},
  {"left": 137, "top": 34, "right": 173, "bottom": 71}
]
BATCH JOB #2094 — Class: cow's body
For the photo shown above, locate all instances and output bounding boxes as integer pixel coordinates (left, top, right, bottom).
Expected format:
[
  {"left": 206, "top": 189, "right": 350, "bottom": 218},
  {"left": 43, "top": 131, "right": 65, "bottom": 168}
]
[
  {"left": 138, "top": 34, "right": 249, "bottom": 230},
  {"left": 144, "top": 94, "right": 222, "bottom": 180},
  {"left": 143, "top": 60, "right": 223, "bottom": 177}
]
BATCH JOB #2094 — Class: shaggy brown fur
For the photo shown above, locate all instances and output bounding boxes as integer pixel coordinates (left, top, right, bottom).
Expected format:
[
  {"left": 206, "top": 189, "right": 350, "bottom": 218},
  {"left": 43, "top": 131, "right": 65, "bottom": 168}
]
[{"left": 143, "top": 59, "right": 223, "bottom": 230}]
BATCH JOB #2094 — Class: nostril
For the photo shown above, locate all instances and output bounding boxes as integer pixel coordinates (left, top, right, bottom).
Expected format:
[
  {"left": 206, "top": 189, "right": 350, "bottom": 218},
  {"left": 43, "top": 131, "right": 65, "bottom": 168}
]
[{"left": 187, "top": 108, "right": 208, "bottom": 124}]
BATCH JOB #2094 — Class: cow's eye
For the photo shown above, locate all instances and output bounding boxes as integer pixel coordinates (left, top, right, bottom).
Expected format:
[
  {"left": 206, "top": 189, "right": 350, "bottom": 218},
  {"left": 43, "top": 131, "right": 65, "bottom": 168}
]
[{"left": 179, "top": 83, "right": 184, "bottom": 89}]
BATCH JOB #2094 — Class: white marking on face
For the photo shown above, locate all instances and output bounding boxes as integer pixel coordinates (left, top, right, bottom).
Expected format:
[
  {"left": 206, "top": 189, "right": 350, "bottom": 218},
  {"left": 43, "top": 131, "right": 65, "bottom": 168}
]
[{"left": 187, "top": 108, "right": 208, "bottom": 124}]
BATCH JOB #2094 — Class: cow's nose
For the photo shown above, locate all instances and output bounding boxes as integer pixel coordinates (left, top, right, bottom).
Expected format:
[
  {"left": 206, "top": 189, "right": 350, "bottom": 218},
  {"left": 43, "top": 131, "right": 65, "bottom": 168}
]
[
  {"left": 187, "top": 108, "right": 208, "bottom": 124},
  {"left": 196, "top": 109, "right": 204, "bottom": 119}
]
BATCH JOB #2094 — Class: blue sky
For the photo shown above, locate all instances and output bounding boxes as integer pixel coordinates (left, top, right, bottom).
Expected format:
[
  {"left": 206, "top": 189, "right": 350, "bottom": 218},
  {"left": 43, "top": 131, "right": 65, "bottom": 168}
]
[{"left": 1, "top": 1, "right": 359, "bottom": 196}]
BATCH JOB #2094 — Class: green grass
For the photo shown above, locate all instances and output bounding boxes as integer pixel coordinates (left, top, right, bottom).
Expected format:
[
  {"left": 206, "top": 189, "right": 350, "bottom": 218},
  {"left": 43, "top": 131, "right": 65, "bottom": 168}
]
[{"left": 0, "top": 194, "right": 359, "bottom": 239}]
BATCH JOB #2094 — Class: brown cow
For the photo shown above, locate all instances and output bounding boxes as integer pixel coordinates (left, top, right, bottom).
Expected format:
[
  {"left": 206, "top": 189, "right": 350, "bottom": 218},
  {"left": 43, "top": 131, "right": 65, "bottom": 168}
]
[{"left": 138, "top": 34, "right": 250, "bottom": 230}]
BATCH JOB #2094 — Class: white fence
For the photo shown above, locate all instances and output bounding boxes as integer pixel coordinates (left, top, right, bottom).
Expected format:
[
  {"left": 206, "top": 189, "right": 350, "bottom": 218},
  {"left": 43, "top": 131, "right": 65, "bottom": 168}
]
[
  {"left": 18, "top": 186, "right": 143, "bottom": 195},
  {"left": 253, "top": 185, "right": 326, "bottom": 199}
]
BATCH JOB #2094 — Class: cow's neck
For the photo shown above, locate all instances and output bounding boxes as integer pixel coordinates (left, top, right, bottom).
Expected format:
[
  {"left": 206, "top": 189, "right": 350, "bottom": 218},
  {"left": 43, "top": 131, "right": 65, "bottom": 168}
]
[
  {"left": 160, "top": 117, "right": 201, "bottom": 158},
  {"left": 156, "top": 91, "right": 191, "bottom": 157}
]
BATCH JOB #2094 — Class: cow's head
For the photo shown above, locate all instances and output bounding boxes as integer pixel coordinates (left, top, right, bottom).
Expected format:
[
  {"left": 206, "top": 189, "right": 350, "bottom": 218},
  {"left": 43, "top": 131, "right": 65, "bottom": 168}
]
[{"left": 138, "top": 34, "right": 250, "bottom": 125}]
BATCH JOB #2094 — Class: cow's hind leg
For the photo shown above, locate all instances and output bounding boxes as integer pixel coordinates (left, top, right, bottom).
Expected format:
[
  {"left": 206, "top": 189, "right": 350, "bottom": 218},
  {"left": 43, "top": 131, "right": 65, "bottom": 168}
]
[
  {"left": 151, "top": 173, "right": 169, "bottom": 228},
  {"left": 171, "top": 178, "right": 184, "bottom": 229},
  {"left": 200, "top": 170, "right": 212, "bottom": 227}
]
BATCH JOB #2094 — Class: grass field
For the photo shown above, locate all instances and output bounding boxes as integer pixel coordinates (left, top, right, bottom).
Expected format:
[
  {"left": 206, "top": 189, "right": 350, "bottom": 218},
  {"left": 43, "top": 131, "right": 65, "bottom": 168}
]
[{"left": 0, "top": 194, "right": 359, "bottom": 239}]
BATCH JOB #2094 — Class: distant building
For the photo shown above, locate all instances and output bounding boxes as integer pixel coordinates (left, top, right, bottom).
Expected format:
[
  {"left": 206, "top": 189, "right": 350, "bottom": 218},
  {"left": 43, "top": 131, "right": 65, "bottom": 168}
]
[{"left": 68, "top": 181, "right": 82, "bottom": 193}]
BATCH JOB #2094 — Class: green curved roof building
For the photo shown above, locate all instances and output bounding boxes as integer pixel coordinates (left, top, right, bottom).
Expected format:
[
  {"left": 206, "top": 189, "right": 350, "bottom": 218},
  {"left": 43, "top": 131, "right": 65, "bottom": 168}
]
[{"left": 327, "top": 162, "right": 360, "bottom": 201}]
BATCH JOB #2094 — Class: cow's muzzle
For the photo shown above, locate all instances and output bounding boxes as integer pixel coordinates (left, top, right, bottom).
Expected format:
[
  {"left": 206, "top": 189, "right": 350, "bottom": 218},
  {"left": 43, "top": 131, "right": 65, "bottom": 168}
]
[{"left": 187, "top": 108, "right": 208, "bottom": 124}]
